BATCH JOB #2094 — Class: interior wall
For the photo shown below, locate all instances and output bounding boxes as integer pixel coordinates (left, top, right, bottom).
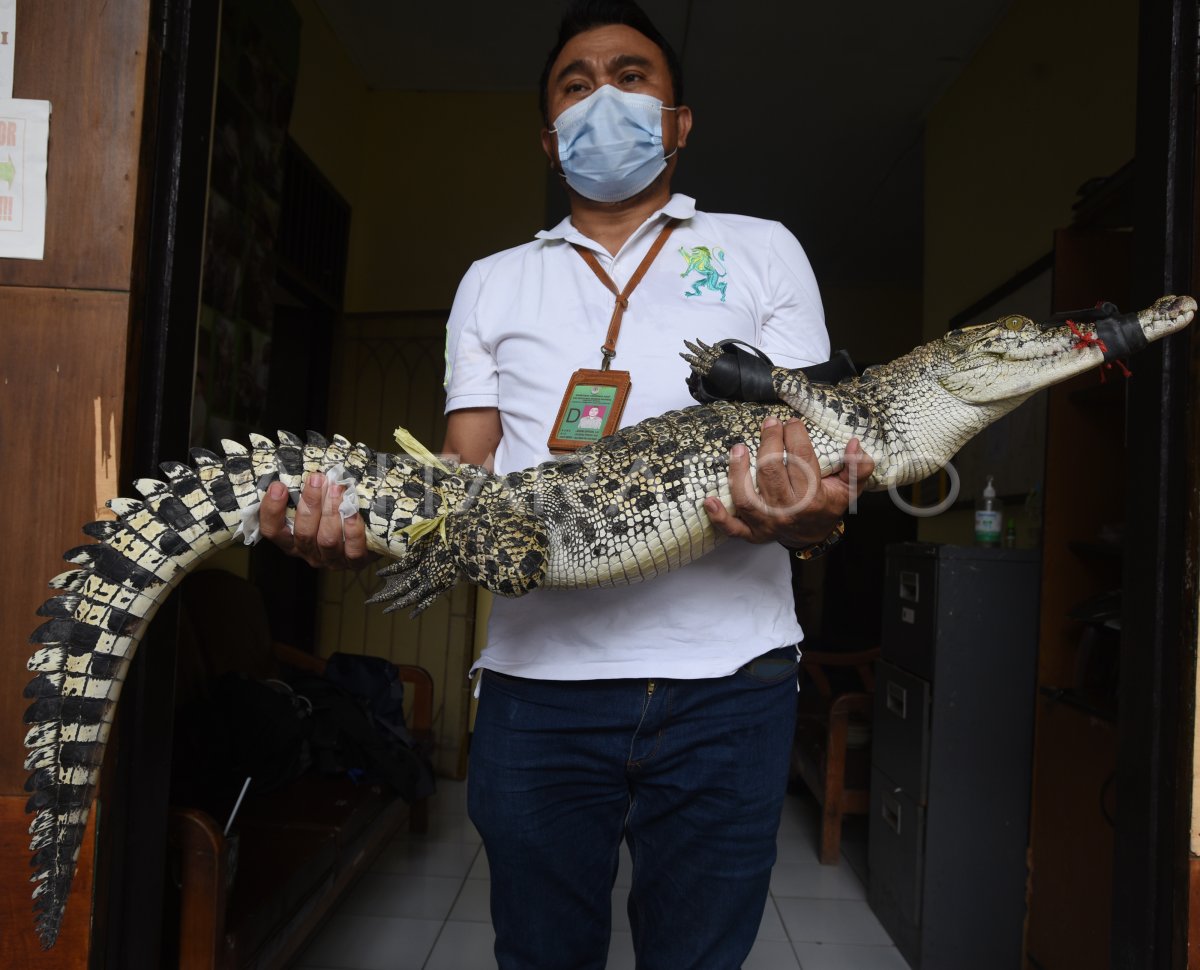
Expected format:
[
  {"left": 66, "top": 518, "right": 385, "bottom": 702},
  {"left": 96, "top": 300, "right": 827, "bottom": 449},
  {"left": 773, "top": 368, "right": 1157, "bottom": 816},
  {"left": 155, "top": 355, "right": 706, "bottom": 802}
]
[
  {"left": 289, "top": 0, "right": 548, "bottom": 314},
  {"left": 923, "top": 0, "right": 1138, "bottom": 342},
  {"left": 347, "top": 90, "right": 548, "bottom": 312},
  {"left": 288, "top": 0, "right": 368, "bottom": 212},
  {"left": 823, "top": 284, "right": 924, "bottom": 367},
  {"left": 0, "top": 1, "right": 152, "bottom": 964},
  {"left": 919, "top": 0, "right": 1138, "bottom": 544}
]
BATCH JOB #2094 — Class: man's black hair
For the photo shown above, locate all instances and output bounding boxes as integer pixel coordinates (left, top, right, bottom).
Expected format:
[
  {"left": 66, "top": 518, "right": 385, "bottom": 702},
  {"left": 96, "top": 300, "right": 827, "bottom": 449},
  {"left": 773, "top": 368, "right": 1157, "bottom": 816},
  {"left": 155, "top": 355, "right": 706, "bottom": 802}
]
[{"left": 538, "top": 0, "right": 684, "bottom": 125}]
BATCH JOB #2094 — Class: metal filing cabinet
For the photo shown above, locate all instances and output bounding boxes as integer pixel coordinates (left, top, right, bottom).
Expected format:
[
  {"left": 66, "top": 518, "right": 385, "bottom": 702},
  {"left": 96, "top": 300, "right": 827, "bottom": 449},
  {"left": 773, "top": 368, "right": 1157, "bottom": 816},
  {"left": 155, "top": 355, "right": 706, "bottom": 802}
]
[{"left": 868, "top": 542, "right": 1040, "bottom": 969}]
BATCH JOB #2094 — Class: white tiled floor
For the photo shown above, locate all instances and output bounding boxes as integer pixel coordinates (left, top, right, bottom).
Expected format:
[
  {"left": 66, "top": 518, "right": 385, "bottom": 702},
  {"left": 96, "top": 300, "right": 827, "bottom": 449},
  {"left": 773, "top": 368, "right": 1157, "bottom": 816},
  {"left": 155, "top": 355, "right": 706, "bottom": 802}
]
[{"left": 292, "top": 781, "right": 906, "bottom": 969}]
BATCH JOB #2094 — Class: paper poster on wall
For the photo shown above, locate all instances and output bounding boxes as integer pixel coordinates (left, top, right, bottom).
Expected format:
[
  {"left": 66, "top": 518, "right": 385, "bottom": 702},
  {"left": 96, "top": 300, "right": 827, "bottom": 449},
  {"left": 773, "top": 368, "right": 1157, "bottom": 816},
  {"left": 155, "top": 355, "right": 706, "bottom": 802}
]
[
  {"left": 0, "top": 0, "right": 14, "bottom": 101},
  {"left": 0, "top": 97, "right": 49, "bottom": 260}
]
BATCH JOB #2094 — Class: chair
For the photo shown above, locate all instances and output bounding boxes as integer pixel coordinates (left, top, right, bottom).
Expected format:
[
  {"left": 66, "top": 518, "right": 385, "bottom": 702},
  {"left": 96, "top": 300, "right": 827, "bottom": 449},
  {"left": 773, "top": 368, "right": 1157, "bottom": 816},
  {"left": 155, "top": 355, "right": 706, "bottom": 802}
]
[{"left": 790, "top": 647, "right": 880, "bottom": 865}]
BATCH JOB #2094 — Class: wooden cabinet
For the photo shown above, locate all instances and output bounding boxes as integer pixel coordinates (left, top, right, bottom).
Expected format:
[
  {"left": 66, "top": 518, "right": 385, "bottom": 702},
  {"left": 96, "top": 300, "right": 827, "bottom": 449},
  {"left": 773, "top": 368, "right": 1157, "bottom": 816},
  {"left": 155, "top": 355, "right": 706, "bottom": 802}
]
[
  {"left": 1021, "top": 227, "right": 1131, "bottom": 969},
  {"left": 1024, "top": 697, "right": 1117, "bottom": 970}
]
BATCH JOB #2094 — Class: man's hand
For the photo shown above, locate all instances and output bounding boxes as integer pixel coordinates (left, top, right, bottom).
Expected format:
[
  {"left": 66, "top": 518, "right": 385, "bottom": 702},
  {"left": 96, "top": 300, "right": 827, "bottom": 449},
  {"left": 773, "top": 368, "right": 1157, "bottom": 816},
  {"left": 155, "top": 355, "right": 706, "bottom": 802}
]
[
  {"left": 704, "top": 416, "right": 875, "bottom": 547},
  {"left": 260, "top": 408, "right": 501, "bottom": 570},
  {"left": 259, "top": 473, "right": 376, "bottom": 569}
]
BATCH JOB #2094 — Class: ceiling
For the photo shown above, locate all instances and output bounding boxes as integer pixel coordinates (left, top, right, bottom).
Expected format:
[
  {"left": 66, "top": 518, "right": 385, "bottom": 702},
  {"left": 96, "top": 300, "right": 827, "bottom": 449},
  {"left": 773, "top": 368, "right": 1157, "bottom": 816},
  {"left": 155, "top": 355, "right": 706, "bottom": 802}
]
[{"left": 313, "top": 0, "right": 1013, "bottom": 287}]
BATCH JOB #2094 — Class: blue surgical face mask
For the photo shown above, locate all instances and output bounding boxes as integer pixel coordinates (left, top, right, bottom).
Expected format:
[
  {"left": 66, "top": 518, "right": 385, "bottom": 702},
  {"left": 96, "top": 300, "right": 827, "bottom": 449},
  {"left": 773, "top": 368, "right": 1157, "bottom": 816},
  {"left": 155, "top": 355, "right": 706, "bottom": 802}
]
[{"left": 551, "top": 85, "right": 678, "bottom": 203}]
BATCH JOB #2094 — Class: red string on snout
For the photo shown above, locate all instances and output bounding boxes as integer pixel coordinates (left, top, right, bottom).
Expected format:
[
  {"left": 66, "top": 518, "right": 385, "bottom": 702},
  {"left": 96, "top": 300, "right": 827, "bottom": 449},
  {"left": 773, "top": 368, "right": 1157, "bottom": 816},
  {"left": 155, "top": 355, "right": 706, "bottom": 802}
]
[
  {"left": 1066, "top": 319, "right": 1132, "bottom": 382},
  {"left": 1067, "top": 319, "right": 1107, "bottom": 353}
]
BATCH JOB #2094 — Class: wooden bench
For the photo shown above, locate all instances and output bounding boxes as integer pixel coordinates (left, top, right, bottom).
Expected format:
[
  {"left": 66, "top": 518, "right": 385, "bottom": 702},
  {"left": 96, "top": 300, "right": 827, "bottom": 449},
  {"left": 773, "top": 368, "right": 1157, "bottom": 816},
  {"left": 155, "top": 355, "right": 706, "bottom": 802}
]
[{"left": 166, "top": 570, "right": 432, "bottom": 969}]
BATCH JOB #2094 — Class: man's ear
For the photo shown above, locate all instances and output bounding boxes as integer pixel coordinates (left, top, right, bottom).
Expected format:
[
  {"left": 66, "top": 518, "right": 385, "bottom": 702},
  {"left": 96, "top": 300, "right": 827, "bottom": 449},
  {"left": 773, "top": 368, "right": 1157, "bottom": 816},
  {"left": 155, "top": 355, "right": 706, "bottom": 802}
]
[
  {"left": 541, "top": 127, "right": 560, "bottom": 170},
  {"left": 674, "top": 105, "right": 693, "bottom": 150}
]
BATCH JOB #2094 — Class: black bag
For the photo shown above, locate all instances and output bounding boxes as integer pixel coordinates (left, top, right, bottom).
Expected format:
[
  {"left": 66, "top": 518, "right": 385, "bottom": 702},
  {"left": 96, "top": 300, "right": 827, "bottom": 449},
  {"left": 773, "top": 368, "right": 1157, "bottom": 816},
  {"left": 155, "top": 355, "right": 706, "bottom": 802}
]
[
  {"left": 287, "top": 653, "right": 435, "bottom": 801},
  {"left": 175, "top": 656, "right": 435, "bottom": 818},
  {"left": 173, "top": 672, "right": 312, "bottom": 819},
  {"left": 323, "top": 652, "right": 416, "bottom": 749}
]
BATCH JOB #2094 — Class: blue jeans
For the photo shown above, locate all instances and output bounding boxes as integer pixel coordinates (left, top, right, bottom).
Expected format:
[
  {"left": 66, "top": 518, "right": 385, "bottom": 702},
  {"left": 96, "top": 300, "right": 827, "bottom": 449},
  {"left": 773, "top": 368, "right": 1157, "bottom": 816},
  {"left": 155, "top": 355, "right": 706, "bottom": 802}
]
[{"left": 468, "top": 648, "right": 798, "bottom": 970}]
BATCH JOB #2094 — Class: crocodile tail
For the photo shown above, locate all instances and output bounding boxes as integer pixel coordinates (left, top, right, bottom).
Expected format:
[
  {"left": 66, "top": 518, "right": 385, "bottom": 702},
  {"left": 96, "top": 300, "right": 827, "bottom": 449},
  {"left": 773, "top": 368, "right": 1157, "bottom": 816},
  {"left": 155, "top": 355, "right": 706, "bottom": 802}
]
[{"left": 22, "top": 429, "right": 411, "bottom": 949}]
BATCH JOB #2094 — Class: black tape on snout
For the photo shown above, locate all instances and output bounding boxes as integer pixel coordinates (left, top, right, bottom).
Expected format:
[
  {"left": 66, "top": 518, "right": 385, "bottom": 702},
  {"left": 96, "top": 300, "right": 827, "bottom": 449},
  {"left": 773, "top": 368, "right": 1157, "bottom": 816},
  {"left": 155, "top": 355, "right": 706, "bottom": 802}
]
[
  {"left": 687, "top": 340, "right": 859, "bottom": 404},
  {"left": 1095, "top": 312, "right": 1148, "bottom": 359},
  {"left": 1042, "top": 302, "right": 1147, "bottom": 361}
]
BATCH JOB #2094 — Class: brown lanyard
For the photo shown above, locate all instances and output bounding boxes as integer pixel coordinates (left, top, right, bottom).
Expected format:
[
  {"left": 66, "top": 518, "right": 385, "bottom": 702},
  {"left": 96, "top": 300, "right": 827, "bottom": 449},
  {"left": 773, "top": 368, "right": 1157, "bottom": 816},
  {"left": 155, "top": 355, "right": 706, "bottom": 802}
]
[{"left": 572, "top": 218, "right": 679, "bottom": 370}]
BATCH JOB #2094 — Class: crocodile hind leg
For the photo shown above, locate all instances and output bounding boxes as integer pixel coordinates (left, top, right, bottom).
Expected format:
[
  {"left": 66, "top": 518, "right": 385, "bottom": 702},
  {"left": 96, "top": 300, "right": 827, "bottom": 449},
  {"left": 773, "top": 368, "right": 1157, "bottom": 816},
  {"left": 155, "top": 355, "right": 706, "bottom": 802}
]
[
  {"left": 372, "top": 501, "right": 550, "bottom": 616},
  {"left": 371, "top": 543, "right": 459, "bottom": 616}
]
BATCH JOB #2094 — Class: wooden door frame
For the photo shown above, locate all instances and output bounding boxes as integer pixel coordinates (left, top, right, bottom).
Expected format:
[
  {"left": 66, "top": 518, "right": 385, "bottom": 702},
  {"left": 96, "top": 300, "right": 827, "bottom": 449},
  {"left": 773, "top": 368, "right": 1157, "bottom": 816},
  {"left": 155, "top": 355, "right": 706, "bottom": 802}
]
[{"left": 1119, "top": 0, "right": 1197, "bottom": 967}]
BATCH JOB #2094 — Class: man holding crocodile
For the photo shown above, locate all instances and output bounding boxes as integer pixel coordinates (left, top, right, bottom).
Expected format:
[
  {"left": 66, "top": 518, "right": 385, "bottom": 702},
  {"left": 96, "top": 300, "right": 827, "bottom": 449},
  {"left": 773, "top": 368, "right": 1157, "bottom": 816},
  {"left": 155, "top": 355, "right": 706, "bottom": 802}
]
[
  {"left": 262, "top": 1, "right": 871, "bottom": 966},
  {"left": 18, "top": 2, "right": 1193, "bottom": 952}
]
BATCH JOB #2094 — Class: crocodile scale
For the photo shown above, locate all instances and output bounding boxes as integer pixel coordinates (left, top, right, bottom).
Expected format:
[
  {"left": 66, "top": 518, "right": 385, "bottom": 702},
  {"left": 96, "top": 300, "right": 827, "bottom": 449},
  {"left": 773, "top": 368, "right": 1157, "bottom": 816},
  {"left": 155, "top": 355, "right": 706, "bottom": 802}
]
[{"left": 21, "top": 294, "right": 1195, "bottom": 947}]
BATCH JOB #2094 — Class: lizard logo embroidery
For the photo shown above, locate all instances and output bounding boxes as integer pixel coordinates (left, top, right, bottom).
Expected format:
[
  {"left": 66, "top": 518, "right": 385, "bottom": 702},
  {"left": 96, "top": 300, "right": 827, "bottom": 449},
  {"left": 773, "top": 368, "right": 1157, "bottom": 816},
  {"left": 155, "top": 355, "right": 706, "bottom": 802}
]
[{"left": 679, "top": 245, "right": 729, "bottom": 302}]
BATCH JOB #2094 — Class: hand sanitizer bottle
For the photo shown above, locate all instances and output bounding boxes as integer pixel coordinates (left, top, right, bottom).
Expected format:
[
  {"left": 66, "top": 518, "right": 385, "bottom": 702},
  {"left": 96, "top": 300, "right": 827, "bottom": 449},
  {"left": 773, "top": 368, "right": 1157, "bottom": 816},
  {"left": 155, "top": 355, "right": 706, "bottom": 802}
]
[{"left": 974, "top": 475, "right": 1001, "bottom": 547}]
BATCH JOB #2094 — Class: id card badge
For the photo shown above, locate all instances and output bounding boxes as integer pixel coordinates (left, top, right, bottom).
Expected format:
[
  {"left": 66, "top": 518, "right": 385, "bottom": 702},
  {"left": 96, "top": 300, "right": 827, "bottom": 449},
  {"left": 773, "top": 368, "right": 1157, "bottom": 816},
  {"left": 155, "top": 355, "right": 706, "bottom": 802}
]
[{"left": 547, "top": 368, "right": 631, "bottom": 453}]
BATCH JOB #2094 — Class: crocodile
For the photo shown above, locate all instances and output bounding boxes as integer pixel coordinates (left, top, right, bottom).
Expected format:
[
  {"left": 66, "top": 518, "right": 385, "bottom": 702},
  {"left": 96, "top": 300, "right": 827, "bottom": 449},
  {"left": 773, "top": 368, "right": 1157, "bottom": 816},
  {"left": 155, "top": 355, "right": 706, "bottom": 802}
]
[{"left": 21, "top": 294, "right": 1195, "bottom": 947}]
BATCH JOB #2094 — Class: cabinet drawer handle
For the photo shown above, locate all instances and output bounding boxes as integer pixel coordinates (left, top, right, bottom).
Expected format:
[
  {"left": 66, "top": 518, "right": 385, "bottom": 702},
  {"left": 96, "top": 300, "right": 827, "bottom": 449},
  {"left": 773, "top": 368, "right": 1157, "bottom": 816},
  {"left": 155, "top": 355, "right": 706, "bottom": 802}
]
[
  {"left": 882, "top": 793, "right": 902, "bottom": 835},
  {"left": 886, "top": 681, "right": 908, "bottom": 719}
]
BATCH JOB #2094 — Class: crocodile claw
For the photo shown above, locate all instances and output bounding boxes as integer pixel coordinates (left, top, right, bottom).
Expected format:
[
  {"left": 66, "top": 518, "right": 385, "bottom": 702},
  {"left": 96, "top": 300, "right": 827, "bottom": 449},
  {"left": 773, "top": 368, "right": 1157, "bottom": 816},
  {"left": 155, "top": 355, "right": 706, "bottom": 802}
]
[
  {"left": 369, "top": 545, "right": 458, "bottom": 617},
  {"left": 679, "top": 338, "right": 724, "bottom": 377}
]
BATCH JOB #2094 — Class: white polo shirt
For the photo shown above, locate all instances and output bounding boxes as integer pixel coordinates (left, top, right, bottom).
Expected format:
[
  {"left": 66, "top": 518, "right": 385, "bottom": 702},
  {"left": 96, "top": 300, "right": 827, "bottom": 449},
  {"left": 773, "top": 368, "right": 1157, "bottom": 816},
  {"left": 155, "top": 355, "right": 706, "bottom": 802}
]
[{"left": 444, "top": 194, "right": 829, "bottom": 681}]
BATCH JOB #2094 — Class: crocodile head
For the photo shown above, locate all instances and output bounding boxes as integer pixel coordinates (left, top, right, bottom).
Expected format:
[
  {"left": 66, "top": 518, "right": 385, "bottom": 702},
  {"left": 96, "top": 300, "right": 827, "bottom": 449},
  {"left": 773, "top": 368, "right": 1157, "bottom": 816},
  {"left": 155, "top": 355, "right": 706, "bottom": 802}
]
[
  {"left": 680, "top": 295, "right": 1194, "bottom": 490},
  {"left": 933, "top": 294, "right": 1196, "bottom": 407},
  {"left": 726, "top": 294, "right": 1197, "bottom": 490}
]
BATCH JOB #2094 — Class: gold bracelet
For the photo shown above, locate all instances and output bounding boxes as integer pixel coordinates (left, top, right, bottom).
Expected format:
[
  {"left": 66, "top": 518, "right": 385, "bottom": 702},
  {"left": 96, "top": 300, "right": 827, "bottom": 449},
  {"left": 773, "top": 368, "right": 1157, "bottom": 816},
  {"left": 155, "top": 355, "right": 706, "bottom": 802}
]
[{"left": 791, "top": 520, "right": 845, "bottom": 561}]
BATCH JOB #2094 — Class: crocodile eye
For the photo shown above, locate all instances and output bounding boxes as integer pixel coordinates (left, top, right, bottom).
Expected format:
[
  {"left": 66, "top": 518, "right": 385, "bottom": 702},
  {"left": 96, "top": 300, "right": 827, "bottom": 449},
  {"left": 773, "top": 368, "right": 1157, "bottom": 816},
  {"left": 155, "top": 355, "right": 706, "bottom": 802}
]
[{"left": 1004, "top": 316, "right": 1025, "bottom": 331}]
